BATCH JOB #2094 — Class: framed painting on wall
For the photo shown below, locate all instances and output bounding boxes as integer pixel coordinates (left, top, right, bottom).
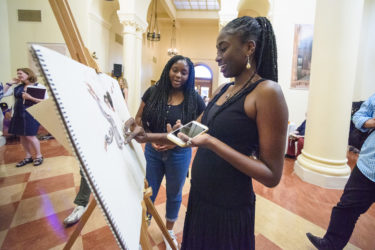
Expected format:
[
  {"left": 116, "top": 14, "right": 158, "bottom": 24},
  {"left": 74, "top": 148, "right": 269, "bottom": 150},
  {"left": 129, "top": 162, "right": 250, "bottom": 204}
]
[{"left": 290, "top": 24, "right": 314, "bottom": 89}]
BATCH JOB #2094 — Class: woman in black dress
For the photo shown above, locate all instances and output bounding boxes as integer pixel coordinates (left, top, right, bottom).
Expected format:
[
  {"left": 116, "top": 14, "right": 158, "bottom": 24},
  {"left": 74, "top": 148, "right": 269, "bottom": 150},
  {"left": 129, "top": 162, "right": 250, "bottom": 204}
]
[
  {"left": 5, "top": 68, "right": 47, "bottom": 167},
  {"left": 125, "top": 16, "right": 288, "bottom": 249}
]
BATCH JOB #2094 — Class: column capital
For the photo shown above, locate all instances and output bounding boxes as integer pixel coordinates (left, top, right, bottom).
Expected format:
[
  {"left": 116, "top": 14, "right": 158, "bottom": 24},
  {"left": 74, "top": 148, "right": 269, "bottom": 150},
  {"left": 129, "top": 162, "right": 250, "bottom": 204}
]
[{"left": 117, "top": 11, "right": 148, "bottom": 34}]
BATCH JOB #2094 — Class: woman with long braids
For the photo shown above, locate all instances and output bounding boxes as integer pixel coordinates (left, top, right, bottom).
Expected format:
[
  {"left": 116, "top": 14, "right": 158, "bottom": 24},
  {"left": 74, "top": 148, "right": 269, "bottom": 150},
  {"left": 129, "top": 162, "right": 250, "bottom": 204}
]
[
  {"left": 125, "top": 16, "right": 288, "bottom": 249},
  {"left": 179, "top": 16, "right": 288, "bottom": 249},
  {"left": 135, "top": 55, "right": 205, "bottom": 249}
]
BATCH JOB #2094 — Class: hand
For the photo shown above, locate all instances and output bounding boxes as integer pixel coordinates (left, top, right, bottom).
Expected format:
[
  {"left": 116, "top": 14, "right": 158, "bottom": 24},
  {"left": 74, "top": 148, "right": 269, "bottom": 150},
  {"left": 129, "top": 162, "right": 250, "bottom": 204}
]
[
  {"left": 177, "top": 133, "right": 212, "bottom": 148},
  {"left": 151, "top": 143, "right": 175, "bottom": 151},
  {"left": 12, "top": 78, "right": 20, "bottom": 84},
  {"left": 151, "top": 143, "right": 162, "bottom": 150},
  {"left": 124, "top": 118, "right": 147, "bottom": 143},
  {"left": 159, "top": 120, "right": 182, "bottom": 149},
  {"left": 22, "top": 92, "right": 33, "bottom": 100},
  {"left": 364, "top": 118, "right": 375, "bottom": 129},
  {"left": 289, "top": 133, "right": 300, "bottom": 139},
  {"left": 172, "top": 120, "right": 182, "bottom": 131},
  {"left": 150, "top": 123, "right": 177, "bottom": 151}
]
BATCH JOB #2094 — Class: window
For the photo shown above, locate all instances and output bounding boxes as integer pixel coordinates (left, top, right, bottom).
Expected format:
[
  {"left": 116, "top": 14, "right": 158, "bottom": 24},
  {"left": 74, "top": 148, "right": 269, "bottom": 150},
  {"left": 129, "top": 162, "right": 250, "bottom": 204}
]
[{"left": 195, "top": 65, "right": 212, "bottom": 79}]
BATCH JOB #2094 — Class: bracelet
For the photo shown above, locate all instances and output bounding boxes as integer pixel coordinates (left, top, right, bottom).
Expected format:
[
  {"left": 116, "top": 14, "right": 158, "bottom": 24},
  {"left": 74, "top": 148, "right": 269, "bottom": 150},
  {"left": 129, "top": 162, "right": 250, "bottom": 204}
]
[{"left": 6, "top": 83, "right": 12, "bottom": 86}]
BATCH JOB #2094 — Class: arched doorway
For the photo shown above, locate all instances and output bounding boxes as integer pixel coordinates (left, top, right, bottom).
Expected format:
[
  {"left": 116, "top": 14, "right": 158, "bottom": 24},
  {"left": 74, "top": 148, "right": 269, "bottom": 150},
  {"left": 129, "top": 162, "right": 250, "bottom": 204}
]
[{"left": 194, "top": 64, "right": 213, "bottom": 98}]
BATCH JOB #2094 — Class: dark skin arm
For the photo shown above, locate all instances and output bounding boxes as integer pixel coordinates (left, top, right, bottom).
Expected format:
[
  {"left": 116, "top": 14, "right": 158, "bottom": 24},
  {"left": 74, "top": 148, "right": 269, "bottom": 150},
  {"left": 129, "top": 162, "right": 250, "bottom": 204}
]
[
  {"left": 135, "top": 101, "right": 145, "bottom": 126},
  {"left": 131, "top": 82, "right": 214, "bottom": 148},
  {"left": 179, "top": 80, "right": 288, "bottom": 187},
  {"left": 126, "top": 82, "right": 228, "bottom": 143},
  {"left": 132, "top": 102, "right": 177, "bottom": 149},
  {"left": 124, "top": 118, "right": 174, "bottom": 145},
  {"left": 126, "top": 81, "right": 288, "bottom": 187}
]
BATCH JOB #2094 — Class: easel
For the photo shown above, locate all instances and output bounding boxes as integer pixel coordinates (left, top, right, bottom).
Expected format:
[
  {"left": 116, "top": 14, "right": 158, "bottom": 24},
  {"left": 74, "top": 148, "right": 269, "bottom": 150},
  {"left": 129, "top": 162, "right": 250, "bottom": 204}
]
[{"left": 48, "top": 0, "right": 177, "bottom": 249}]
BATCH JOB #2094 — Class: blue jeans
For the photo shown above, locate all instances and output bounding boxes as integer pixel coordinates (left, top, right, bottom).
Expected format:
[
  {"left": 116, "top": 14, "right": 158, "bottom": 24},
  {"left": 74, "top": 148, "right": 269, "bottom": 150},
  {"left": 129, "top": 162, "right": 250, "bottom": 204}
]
[{"left": 145, "top": 143, "right": 192, "bottom": 222}]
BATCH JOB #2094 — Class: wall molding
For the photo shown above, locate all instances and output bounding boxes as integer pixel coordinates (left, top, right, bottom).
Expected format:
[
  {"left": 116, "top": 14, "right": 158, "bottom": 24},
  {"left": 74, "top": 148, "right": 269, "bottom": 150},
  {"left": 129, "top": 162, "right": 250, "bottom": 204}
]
[{"left": 89, "top": 12, "right": 112, "bottom": 30}]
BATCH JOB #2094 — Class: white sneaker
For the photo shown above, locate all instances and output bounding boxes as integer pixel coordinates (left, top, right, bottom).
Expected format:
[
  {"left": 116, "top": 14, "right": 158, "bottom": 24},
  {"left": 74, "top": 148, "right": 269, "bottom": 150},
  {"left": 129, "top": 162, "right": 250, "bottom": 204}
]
[
  {"left": 162, "top": 230, "right": 178, "bottom": 250},
  {"left": 63, "top": 205, "right": 87, "bottom": 226}
]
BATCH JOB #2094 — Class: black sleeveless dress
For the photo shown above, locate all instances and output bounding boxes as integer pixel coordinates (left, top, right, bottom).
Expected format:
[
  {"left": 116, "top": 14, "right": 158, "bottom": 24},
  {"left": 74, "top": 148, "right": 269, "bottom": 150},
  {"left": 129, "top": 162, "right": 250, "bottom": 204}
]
[{"left": 181, "top": 79, "right": 264, "bottom": 250}]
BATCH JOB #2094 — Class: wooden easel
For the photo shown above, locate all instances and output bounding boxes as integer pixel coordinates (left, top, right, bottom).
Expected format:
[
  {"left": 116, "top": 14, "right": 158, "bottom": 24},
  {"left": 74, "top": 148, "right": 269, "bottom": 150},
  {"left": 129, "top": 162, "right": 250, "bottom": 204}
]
[{"left": 48, "top": 0, "right": 177, "bottom": 249}]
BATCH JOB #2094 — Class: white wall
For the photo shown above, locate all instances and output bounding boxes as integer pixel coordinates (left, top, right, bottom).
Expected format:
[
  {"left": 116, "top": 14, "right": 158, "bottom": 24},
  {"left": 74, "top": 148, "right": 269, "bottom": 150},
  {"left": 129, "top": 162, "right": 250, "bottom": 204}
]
[
  {"left": 89, "top": 0, "right": 122, "bottom": 74},
  {"left": 1, "top": 0, "right": 118, "bottom": 76},
  {"left": 6, "top": 0, "right": 65, "bottom": 73},
  {"left": 141, "top": 35, "right": 161, "bottom": 93},
  {"left": 0, "top": 0, "right": 13, "bottom": 107},
  {"left": 178, "top": 21, "right": 219, "bottom": 91},
  {"left": 272, "top": 0, "right": 316, "bottom": 125},
  {"left": 88, "top": 12, "right": 111, "bottom": 73},
  {"left": 109, "top": 14, "right": 124, "bottom": 76},
  {"left": 0, "top": 0, "right": 11, "bottom": 82},
  {"left": 272, "top": 0, "right": 374, "bottom": 124},
  {"left": 0, "top": 0, "right": 111, "bottom": 107},
  {"left": 2, "top": 0, "right": 91, "bottom": 75},
  {"left": 353, "top": 0, "right": 375, "bottom": 101}
]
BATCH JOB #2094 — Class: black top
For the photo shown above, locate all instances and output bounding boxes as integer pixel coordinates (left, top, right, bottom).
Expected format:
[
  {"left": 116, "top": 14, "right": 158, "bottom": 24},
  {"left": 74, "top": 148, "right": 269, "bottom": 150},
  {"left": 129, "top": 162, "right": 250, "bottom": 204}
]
[
  {"left": 191, "top": 79, "right": 265, "bottom": 208},
  {"left": 142, "top": 85, "right": 205, "bottom": 132}
]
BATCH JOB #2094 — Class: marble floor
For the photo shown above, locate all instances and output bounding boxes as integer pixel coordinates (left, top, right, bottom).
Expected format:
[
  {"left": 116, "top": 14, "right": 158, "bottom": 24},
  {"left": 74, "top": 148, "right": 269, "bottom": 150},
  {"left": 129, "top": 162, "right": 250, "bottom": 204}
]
[{"left": 0, "top": 138, "right": 374, "bottom": 250}]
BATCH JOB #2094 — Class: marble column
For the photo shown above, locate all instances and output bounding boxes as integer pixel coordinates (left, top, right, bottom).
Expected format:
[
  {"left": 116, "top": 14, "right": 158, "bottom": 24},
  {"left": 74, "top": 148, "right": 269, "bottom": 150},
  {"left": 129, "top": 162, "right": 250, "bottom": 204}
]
[
  {"left": 133, "top": 27, "right": 144, "bottom": 114},
  {"left": 117, "top": 13, "right": 147, "bottom": 116},
  {"left": 294, "top": 0, "right": 364, "bottom": 189}
]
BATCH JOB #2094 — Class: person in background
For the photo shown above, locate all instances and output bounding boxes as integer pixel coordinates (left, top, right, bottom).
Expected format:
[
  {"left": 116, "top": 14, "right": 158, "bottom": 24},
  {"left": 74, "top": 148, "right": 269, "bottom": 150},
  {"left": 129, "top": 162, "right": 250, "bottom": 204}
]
[
  {"left": 202, "top": 96, "right": 210, "bottom": 106},
  {"left": 125, "top": 16, "right": 288, "bottom": 250},
  {"left": 135, "top": 55, "right": 205, "bottom": 249},
  {"left": 5, "top": 68, "right": 47, "bottom": 167},
  {"left": 0, "top": 83, "right": 3, "bottom": 100},
  {"left": 63, "top": 169, "right": 91, "bottom": 226},
  {"left": 118, "top": 77, "right": 128, "bottom": 104},
  {"left": 0, "top": 102, "right": 12, "bottom": 136},
  {"left": 306, "top": 93, "right": 375, "bottom": 250},
  {"left": 285, "top": 119, "right": 306, "bottom": 158}
]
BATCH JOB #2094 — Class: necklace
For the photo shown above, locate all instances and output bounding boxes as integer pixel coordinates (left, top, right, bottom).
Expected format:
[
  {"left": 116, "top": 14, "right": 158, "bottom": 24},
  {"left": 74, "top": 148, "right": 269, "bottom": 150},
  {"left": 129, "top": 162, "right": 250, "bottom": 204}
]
[
  {"left": 224, "top": 74, "right": 256, "bottom": 101},
  {"left": 224, "top": 86, "right": 241, "bottom": 100}
]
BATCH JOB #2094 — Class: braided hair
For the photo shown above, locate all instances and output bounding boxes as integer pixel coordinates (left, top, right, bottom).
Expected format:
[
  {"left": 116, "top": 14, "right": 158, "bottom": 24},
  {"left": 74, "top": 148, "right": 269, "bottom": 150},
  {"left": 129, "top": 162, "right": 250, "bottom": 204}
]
[
  {"left": 142, "top": 55, "right": 198, "bottom": 132},
  {"left": 221, "top": 16, "right": 278, "bottom": 82},
  {"left": 204, "top": 16, "right": 278, "bottom": 130}
]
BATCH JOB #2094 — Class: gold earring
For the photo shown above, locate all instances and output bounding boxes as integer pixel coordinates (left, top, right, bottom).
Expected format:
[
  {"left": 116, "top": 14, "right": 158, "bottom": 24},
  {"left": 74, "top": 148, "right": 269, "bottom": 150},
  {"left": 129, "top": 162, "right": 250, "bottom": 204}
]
[{"left": 246, "top": 56, "right": 251, "bottom": 69}]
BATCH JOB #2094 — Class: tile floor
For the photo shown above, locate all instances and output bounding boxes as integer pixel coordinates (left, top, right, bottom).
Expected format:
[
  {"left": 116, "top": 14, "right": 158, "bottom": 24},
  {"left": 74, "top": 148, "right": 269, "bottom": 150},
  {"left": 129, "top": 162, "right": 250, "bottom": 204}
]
[{"left": 0, "top": 138, "right": 374, "bottom": 250}]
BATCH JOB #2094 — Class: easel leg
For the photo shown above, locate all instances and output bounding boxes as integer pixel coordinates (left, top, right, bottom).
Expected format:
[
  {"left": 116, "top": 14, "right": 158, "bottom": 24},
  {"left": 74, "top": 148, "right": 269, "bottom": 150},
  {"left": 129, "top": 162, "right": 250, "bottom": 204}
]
[
  {"left": 144, "top": 187, "right": 178, "bottom": 250},
  {"left": 63, "top": 199, "right": 97, "bottom": 250},
  {"left": 140, "top": 200, "right": 152, "bottom": 250}
]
